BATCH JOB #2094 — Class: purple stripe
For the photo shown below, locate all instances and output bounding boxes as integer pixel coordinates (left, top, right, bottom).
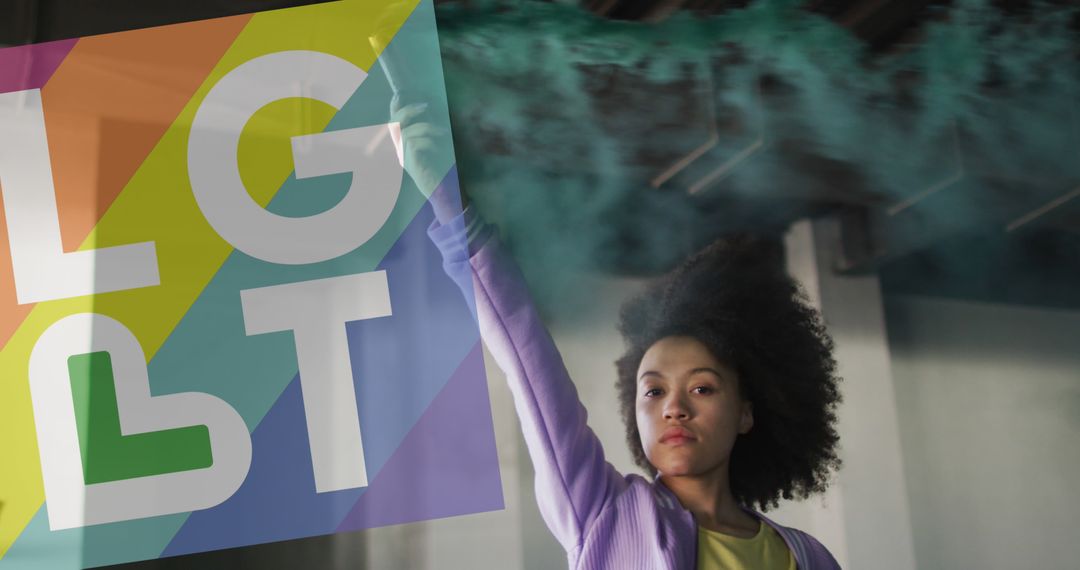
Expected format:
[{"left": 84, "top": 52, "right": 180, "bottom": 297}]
[
  {"left": 0, "top": 39, "right": 77, "bottom": 94},
  {"left": 334, "top": 342, "right": 503, "bottom": 531}
]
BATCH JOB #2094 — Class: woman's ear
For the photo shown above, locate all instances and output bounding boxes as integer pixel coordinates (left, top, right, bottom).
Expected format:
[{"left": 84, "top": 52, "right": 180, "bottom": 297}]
[{"left": 738, "top": 401, "right": 754, "bottom": 434}]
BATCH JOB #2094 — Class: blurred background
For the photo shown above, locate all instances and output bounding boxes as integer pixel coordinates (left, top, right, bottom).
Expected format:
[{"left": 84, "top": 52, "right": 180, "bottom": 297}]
[{"left": 3, "top": 0, "right": 1078, "bottom": 568}]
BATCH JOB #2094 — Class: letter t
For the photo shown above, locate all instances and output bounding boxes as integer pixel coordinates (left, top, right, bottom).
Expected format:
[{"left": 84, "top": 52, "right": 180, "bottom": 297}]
[{"left": 240, "top": 271, "right": 392, "bottom": 492}]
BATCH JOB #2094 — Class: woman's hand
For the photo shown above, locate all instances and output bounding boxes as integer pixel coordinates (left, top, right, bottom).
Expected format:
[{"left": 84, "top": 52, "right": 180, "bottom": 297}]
[{"left": 388, "top": 98, "right": 467, "bottom": 221}]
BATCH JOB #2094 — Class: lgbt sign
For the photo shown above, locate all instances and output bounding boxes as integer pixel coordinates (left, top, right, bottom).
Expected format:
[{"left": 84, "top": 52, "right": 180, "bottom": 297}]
[{"left": 0, "top": 1, "right": 501, "bottom": 567}]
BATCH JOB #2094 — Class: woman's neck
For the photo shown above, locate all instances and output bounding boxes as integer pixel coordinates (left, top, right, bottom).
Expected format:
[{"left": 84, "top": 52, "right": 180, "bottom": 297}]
[{"left": 659, "top": 468, "right": 760, "bottom": 537}]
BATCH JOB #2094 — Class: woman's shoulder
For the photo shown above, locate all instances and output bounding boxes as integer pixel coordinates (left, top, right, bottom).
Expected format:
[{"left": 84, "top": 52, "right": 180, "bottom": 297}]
[
  {"left": 603, "top": 473, "right": 686, "bottom": 515},
  {"left": 752, "top": 511, "right": 842, "bottom": 570}
]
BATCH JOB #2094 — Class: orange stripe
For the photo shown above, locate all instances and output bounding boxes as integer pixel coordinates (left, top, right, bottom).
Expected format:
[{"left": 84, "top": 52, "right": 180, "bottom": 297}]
[{"left": 0, "top": 15, "right": 250, "bottom": 349}]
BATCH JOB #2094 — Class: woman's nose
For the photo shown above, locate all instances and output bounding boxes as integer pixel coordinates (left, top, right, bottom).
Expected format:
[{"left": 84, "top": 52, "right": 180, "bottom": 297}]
[{"left": 662, "top": 395, "right": 690, "bottom": 420}]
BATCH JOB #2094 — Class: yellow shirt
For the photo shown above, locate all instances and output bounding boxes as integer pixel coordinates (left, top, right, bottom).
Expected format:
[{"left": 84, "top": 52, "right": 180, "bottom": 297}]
[{"left": 697, "top": 522, "right": 796, "bottom": 570}]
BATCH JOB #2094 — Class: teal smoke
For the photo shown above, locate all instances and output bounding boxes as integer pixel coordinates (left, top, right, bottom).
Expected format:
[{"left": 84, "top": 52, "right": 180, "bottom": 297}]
[{"left": 433, "top": 0, "right": 1079, "bottom": 317}]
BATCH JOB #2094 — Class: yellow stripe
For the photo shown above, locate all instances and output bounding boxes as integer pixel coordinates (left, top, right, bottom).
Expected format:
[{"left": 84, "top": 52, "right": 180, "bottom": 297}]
[{"left": 0, "top": 0, "right": 418, "bottom": 558}]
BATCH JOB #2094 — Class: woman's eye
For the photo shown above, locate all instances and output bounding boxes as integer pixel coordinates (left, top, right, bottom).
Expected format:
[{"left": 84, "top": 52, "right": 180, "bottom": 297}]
[
  {"left": 692, "top": 386, "right": 714, "bottom": 395},
  {"left": 643, "top": 388, "right": 662, "bottom": 398}
]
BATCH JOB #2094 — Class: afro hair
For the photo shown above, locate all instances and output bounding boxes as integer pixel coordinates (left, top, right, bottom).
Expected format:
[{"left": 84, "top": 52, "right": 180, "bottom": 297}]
[{"left": 615, "top": 234, "right": 842, "bottom": 511}]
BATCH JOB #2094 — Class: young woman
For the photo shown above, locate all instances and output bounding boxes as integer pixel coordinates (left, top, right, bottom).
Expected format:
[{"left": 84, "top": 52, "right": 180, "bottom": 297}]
[{"left": 397, "top": 103, "right": 843, "bottom": 569}]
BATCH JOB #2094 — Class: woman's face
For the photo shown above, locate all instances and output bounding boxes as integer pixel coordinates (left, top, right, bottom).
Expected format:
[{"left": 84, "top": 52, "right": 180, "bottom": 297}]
[{"left": 635, "top": 336, "right": 753, "bottom": 479}]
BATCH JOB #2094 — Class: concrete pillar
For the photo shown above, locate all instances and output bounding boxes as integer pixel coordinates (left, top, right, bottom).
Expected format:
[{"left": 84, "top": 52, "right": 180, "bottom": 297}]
[{"left": 777, "top": 218, "right": 916, "bottom": 570}]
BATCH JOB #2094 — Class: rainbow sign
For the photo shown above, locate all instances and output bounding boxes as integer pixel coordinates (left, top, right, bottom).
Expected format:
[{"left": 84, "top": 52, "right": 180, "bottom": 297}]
[{"left": 0, "top": 1, "right": 501, "bottom": 567}]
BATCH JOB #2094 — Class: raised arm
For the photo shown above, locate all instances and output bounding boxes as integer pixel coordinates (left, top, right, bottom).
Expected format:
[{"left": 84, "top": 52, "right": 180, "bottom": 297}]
[
  {"left": 388, "top": 91, "right": 627, "bottom": 550},
  {"left": 426, "top": 190, "right": 626, "bottom": 554}
]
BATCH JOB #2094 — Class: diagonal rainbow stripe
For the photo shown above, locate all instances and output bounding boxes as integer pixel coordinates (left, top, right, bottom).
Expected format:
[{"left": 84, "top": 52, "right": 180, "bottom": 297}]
[{"left": 0, "top": 1, "right": 454, "bottom": 564}]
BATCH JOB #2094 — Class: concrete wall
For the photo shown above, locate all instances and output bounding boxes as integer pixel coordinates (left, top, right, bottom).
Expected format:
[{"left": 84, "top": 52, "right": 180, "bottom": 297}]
[{"left": 886, "top": 295, "right": 1080, "bottom": 570}]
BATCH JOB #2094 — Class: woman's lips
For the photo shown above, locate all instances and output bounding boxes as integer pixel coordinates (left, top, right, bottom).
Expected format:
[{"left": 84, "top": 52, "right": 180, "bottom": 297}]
[{"left": 660, "top": 427, "right": 695, "bottom": 445}]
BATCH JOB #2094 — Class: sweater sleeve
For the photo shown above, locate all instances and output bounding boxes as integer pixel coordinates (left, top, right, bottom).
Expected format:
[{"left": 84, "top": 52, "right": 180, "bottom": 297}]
[{"left": 428, "top": 204, "right": 626, "bottom": 554}]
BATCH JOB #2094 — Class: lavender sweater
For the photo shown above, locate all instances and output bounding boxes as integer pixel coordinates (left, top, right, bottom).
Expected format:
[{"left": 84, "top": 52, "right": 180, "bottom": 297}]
[{"left": 429, "top": 210, "right": 841, "bottom": 570}]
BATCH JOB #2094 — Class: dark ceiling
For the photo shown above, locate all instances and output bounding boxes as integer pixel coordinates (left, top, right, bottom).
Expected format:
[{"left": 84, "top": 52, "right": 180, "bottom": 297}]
[{"left": 2, "top": 0, "right": 1079, "bottom": 310}]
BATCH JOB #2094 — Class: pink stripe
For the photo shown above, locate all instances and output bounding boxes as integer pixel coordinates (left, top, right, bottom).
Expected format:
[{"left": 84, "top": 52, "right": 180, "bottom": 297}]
[{"left": 0, "top": 39, "right": 78, "bottom": 94}]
